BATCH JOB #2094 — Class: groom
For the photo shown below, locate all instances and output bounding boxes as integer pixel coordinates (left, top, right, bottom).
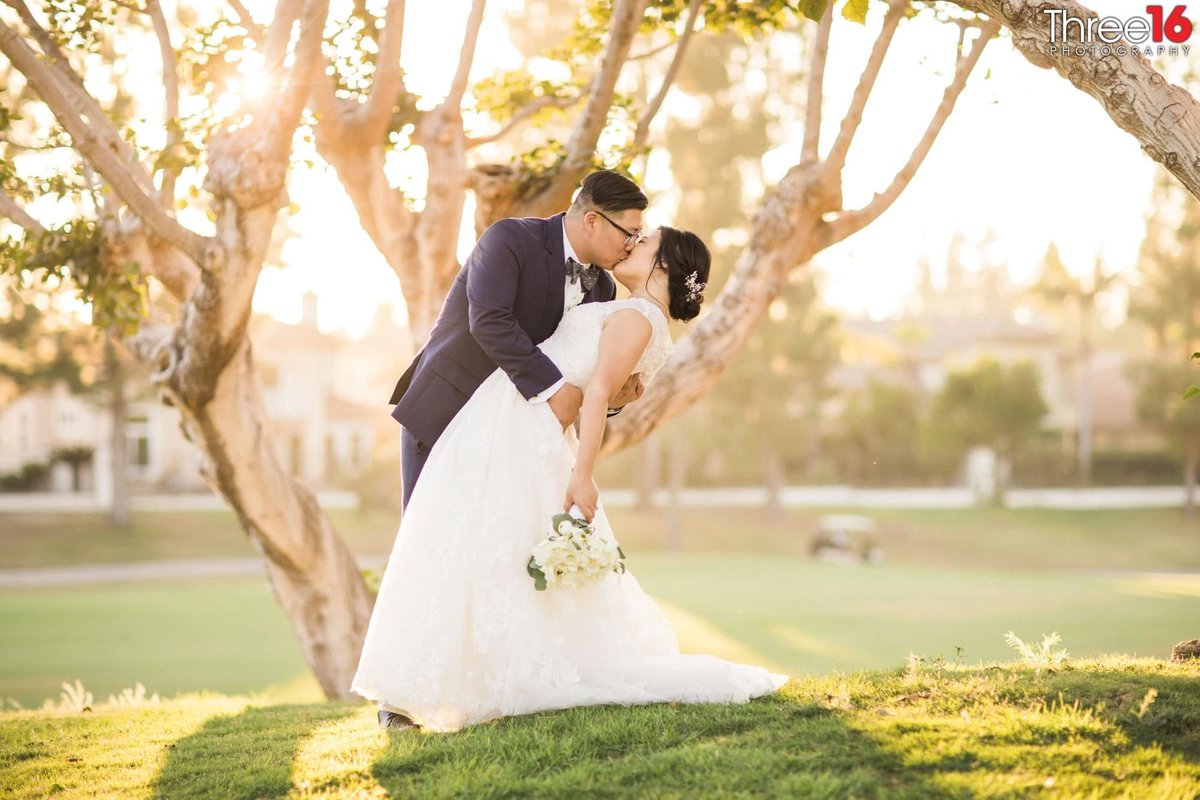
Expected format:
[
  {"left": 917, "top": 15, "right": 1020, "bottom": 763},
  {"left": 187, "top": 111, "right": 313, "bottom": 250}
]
[{"left": 388, "top": 170, "right": 649, "bottom": 511}]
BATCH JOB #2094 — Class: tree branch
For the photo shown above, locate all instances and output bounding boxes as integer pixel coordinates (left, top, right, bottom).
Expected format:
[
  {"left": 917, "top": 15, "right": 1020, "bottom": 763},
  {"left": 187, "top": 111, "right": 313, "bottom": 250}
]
[
  {"left": 562, "top": 0, "right": 647, "bottom": 170},
  {"left": 800, "top": 0, "right": 833, "bottom": 165},
  {"left": 467, "top": 94, "right": 580, "bottom": 147},
  {"left": 628, "top": 38, "right": 676, "bottom": 61},
  {"left": 949, "top": 0, "right": 1200, "bottom": 200},
  {"left": 308, "top": 65, "right": 354, "bottom": 143},
  {"left": 282, "top": 0, "right": 328, "bottom": 120},
  {"left": 0, "top": 18, "right": 206, "bottom": 260},
  {"left": 823, "top": 20, "right": 999, "bottom": 247},
  {"left": 822, "top": 0, "right": 908, "bottom": 176},
  {"left": 629, "top": 0, "right": 702, "bottom": 153},
  {"left": 80, "top": 160, "right": 116, "bottom": 222},
  {"left": 2, "top": 0, "right": 155, "bottom": 197},
  {"left": 227, "top": 0, "right": 266, "bottom": 39},
  {"left": 361, "top": 0, "right": 406, "bottom": 134},
  {"left": 520, "top": 0, "right": 648, "bottom": 212},
  {"left": 146, "top": 0, "right": 181, "bottom": 211},
  {"left": 0, "top": 186, "right": 45, "bottom": 233},
  {"left": 446, "top": 0, "right": 486, "bottom": 110},
  {"left": 260, "top": 0, "right": 329, "bottom": 160},
  {"left": 263, "top": 0, "right": 302, "bottom": 74}
]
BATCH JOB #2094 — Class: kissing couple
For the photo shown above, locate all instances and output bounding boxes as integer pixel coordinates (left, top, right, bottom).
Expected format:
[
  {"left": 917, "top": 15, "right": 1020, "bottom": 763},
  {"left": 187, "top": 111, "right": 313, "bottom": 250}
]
[{"left": 352, "top": 169, "right": 788, "bottom": 732}]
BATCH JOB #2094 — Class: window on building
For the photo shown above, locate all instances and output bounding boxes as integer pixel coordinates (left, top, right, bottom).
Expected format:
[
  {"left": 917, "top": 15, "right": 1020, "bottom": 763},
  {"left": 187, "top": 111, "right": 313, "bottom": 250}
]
[
  {"left": 126, "top": 413, "right": 152, "bottom": 470},
  {"left": 129, "top": 436, "right": 150, "bottom": 467}
]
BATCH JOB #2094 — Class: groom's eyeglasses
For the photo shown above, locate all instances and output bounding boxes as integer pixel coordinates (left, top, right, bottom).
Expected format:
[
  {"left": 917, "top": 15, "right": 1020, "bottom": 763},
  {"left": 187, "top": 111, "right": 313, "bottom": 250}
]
[{"left": 592, "top": 209, "right": 647, "bottom": 249}]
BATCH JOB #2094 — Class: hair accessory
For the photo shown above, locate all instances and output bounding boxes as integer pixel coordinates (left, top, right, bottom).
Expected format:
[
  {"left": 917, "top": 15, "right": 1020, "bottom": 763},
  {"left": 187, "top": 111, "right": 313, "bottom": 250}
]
[{"left": 683, "top": 271, "right": 706, "bottom": 302}]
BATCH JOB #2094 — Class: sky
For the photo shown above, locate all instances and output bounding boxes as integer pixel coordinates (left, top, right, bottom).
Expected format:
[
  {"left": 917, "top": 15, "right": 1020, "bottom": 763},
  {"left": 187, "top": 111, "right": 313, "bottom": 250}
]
[{"left": 252, "top": 0, "right": 1167, "bottom": 340}]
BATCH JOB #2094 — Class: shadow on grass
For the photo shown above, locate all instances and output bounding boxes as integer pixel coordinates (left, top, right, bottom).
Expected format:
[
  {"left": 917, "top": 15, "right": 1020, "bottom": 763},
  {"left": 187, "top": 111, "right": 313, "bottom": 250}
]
[
  {"left": 151, "top": 703, "right": 355, "bottom": 800},
  {"left": 1040, "top": 671, "right": 1200, "bottom": 766},
  {"left": 368, "top": 693, "right": 952, "bottom": 799}
]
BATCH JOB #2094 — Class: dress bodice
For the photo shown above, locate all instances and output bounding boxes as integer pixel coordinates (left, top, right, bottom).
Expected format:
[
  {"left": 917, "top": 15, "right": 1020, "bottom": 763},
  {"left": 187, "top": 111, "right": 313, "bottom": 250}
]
[{"left": 538, "top": 297, "right": 673, "bottom": 388}]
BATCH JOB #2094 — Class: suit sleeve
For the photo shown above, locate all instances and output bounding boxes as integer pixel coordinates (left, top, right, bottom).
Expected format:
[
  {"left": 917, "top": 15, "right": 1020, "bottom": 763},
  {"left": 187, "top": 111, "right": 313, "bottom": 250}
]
[{"left": 466, "top": 223, "right": 563, "bottom": 400}]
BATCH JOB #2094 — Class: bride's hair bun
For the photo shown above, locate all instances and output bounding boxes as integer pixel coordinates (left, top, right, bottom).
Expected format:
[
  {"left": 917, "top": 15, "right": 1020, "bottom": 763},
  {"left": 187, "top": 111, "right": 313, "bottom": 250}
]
[{"left": 656, "top": 227, "right": 712, "bottom": 322}]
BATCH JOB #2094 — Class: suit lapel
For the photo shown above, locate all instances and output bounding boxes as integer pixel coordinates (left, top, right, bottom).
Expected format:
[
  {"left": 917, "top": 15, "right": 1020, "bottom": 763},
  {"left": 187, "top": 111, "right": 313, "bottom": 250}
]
[{"left": 538, "top": 213, "right": 567, "bottom": 337}]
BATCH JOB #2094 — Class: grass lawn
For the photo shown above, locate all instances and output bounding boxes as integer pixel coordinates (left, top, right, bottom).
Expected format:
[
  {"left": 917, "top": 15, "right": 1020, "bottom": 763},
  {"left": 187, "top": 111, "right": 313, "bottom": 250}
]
[
  {"left": 2, "top": 555, "right": 1196, "bottom": 710},
  {"left": 2, "top": 505, "right": 1199, "bottom": 572},
  {"left": 1, "top": 656, "right": 1196, "bottom": 799}
]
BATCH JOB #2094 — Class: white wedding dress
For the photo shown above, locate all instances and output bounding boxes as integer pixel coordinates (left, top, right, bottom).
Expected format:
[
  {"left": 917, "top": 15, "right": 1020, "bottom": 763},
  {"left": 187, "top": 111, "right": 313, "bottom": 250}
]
[{"left": 351, "top": 297, "right": 788, "bottom": 732}]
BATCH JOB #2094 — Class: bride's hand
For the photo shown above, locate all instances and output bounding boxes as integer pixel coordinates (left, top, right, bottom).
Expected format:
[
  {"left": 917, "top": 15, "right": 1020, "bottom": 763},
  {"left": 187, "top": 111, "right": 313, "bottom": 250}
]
[{"left": 564, "top": 472, "right": 599, "bottom": 522}]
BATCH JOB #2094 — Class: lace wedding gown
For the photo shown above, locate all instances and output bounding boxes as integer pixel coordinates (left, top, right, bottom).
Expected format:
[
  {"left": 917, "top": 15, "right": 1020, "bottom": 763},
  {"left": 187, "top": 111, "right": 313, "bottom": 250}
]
[{"left": 351, "top": 297, "right": 788, "bottom": 732}]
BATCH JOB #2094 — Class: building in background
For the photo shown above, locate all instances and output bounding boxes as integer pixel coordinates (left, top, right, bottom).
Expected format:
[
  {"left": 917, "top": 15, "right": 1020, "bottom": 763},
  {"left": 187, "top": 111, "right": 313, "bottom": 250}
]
[{"left": 0, "top": 292, "right": 413, "bottom": 499}]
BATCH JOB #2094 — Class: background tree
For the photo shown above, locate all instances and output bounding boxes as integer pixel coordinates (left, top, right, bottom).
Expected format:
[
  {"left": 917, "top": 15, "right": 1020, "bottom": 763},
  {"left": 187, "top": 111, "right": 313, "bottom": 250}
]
[
  {"left": 1026, "top": 243, "right": 1120, "bottom": 485},
  {"left": 0, "top": 0, "right": 370, "bottom": 699},
  {"left": 0, "top": 278, "right": 140, "bottom": 519},
  {"left": 929, "top": 356, "right": 1048, "bottom": 501},
  {"left": 1134, "top": 361, "right": 1200, "bottom": 515},
  {"left": 830, "top": 378, "right": 921, "bottom": 485},
  {"left": 1129, "top": 168, "right": 1200, "bottom": 513}
]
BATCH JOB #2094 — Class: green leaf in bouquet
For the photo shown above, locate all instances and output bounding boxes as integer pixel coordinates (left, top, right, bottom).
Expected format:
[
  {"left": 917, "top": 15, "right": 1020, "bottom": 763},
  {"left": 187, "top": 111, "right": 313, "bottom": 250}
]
[
  {"left": 617, "top": 546, "right": 626, "bottom": 559},
  {"left": 527, "top": 557, "right": 548, "bottom": 590},
  {"left": 551, "top": 512, "right": 575, "bottom": 529},
  {"left": 571, "top": 540, "right": 581, "bottom": 550}
]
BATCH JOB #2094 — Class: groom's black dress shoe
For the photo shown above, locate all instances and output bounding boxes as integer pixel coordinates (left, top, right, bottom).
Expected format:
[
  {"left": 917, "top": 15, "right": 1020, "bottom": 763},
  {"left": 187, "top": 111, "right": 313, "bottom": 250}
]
[{"left": 378, "top": 709, "right": 419, "bottom": 730}]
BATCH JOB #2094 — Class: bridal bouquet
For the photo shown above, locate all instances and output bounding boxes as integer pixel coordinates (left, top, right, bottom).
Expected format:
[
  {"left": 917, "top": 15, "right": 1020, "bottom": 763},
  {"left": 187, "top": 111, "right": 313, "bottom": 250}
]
[{"left": 527, "top": 509, "right": 626, "bottom": 591}]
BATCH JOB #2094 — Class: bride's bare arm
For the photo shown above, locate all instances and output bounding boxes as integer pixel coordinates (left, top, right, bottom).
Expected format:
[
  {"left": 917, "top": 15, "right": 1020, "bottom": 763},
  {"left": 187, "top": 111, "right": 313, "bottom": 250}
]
[{"left": 562, "top": 309, "right": 653, "bottom": 520}]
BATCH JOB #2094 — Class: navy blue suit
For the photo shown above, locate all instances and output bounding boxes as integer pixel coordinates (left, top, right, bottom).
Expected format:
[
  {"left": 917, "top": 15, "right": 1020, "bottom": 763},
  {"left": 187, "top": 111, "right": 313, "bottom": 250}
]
[{"left": 389, "top": 212, "right": 616, "bottom": 507}]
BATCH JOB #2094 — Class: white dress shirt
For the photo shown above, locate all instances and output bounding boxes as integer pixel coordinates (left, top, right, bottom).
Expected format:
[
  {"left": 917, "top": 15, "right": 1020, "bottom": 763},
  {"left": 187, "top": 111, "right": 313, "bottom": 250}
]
[{"left": 530, "top": 225, "right": 586, "bottom": 404}]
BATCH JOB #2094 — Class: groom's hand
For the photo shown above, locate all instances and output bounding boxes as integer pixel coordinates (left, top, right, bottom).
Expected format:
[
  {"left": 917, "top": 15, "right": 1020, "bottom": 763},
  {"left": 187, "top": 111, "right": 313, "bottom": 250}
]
[
  {"left": 548, "top": 383, "right": 584, "bottom": 429},
  {"left": 608, "top": 373, "right": 644, "bottom": 410}
]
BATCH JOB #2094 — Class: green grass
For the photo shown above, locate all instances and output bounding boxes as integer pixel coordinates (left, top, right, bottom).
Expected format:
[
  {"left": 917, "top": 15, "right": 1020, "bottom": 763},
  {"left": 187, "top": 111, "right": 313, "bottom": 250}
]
[
  {"left": 2, "top": 555, "right": 1196, "bottom": 710},
  {"left": 0, "top": 578, "right": 311, "bottom": 708},
  {"left": 2, "top": 505, "right": 1199, "bottom": 571},
  {"left": 1, "top": 657, "right": 1196, "bottom": 799}
]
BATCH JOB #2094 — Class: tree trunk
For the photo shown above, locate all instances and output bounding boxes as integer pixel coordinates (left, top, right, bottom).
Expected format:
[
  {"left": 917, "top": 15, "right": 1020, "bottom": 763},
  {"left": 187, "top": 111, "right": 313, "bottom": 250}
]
[
  {"left": 124, "top": 125, "right": 374, "bottom": 699},
  {"left": 666, "top": 424, "right": 686, "bottom": 553},
  {"left": 148, "top": 334, "right": 375, "bottom": 699},
  {"left": 1077, "top": 301, "right": 1093, "bottom": 485},
  {"left": 106, "top": 337, "right": 130, "bottom": 528},
  {"left": 764, "top": 446, "right": 784, "bottom": 518},
  {"left": 636, "top": 432, "right": 661, "bottom": 511},
  {"left": 1184, "top": 433, "right": 1198, "bottom": 518}
]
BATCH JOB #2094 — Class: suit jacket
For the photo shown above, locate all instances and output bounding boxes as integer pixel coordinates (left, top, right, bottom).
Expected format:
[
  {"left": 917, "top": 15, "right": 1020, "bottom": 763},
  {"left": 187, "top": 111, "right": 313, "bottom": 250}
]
[{"left": 389, "top": 212, "right": 616, "bottom": 447}]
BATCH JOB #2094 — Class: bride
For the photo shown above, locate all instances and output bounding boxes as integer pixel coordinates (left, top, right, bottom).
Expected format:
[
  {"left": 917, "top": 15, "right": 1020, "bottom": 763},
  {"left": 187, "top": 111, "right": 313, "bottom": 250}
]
[{"left": 351, "top": 226, "right": 788, "bottom": 732}]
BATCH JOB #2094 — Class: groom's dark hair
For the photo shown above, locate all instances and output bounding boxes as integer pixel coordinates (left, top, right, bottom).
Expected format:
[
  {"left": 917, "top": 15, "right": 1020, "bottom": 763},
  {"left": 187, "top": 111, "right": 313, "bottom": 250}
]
[{"left": 570, "top": 170, "right": 647, "bottom": 214}]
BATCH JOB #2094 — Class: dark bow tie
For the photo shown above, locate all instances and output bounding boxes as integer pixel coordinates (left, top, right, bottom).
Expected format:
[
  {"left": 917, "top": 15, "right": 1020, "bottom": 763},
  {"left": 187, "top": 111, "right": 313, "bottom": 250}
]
[{"left": 566, "top": 257, "right": 601, "bottom": 292}]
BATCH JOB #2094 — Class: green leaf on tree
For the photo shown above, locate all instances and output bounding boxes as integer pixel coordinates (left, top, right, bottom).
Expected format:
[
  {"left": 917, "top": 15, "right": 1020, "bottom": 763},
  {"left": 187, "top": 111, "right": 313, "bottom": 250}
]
[
  {"left": 841, "top": 0, "right": 869, "bottom": 24},
  {"left": 799, "top": 0, "right": 830, "bottom": 22}
]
